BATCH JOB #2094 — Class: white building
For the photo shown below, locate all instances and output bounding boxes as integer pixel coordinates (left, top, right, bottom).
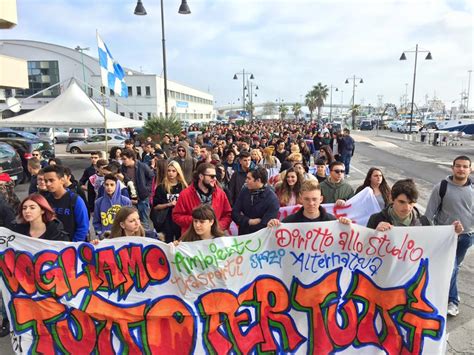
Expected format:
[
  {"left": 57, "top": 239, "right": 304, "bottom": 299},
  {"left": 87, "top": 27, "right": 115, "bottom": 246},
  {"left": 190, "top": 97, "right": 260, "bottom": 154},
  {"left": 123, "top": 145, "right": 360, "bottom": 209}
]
[{"left": 0, "top": 39, "right": 215, "bottom": 122}]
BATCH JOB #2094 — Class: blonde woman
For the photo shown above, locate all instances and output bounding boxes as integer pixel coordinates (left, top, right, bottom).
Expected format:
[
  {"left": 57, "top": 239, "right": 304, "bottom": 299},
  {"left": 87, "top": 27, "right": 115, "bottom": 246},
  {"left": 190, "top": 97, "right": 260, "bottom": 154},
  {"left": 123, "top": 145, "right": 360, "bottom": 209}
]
[
  {"left": 250, "top": 149, "right": 263, "bottom": 167},
  {"left": 152, "top": 161, "right": 188, "bottom": 242},
  {"left": 109, "top": 207, "right": 158, "bottom": 239}
]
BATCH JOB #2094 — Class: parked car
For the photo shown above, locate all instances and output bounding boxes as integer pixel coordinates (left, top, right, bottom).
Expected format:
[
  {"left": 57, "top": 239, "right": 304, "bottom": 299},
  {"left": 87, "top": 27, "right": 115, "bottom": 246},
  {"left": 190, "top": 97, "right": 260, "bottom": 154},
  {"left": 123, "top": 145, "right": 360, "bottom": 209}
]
[
  {"left": 66, "top": 134, "right": 126, "bottom": 154},
  {"left": 399, "top": 122, "right": 421, "bottom": 133},
  {"left": 0, "top": 137, "right": 55, "bottom": 183},
  {"left": 36, "top": 127, "right": 70, "bottom": 143},
  {"left": 95, "top": 128, "right": 127, "bottom": 137},
  {"left": 0, "top": 142, "right": 23, "bottom": 184},
  {"left": 68, "top": 128, "right": 91, "bottom": 142},
  {"left": 0, "top": 128, "right": 39, "bottom": 140},
  {"left": 388, "top": 121, "right": 405, "bottom": 132},
  {"left": 359, "top": 120, "right": 373, "bottom": 130}
]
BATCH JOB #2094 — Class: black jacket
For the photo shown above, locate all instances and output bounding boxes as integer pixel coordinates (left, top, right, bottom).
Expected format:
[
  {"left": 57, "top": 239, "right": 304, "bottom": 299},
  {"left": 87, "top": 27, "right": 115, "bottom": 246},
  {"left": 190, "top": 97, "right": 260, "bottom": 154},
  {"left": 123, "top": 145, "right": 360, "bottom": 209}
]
[
  {"left": 12, "top": 219, "right": 70, "bottom": 241},
  {"left": 367, "top": 205, "right": 430, "bottom": 229},
  {"left": 0, "top": 196, "right": 16, "bottom": 228},
  {"left": 79, "top": 165, "right": 96, "bottom": 186},
  {"left": 228, "top": 163, "right": 256, "bottom": 204},
  {"left": 121, "top": 161, "right": 155, "bottom": 201},
  {"left": 232, "top": 186, "right": 280, "bottom": 235},
  {"left": 283, "top": 206, "right": 336, "bottom": 223}
]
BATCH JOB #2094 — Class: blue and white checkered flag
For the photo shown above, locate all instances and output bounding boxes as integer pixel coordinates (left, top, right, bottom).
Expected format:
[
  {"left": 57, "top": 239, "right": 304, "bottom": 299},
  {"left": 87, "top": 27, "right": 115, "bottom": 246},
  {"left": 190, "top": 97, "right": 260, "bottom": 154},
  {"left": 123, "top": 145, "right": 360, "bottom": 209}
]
[{"left": 97, "top": 33, "right": 128, "bottom": 97}]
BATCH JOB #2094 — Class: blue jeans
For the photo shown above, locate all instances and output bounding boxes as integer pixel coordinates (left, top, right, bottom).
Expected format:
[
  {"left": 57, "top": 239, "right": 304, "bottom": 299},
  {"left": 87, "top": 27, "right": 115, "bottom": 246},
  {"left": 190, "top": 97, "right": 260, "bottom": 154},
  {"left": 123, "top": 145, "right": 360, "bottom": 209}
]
[
  {"left": 448, "top": 232, "right": 473, "bottom": 305},
  {"left": 137, "top": 199, "right": 151, "bottom": 231},
  {"left": 341, "top": 154, "right": 352, "bottom": 175}
]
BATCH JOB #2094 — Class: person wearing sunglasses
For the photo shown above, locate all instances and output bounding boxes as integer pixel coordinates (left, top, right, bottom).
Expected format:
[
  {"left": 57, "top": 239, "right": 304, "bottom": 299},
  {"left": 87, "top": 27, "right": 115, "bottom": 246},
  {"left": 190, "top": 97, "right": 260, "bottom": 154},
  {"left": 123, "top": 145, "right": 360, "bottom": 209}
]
[
  {"left": 172, "top": 163, "right": 232, "bottom": 236},
  {"left": 320, "top": 161, "right": 354, "bottom": 205},
  {"left": 172, "top": 143, "right": 196, "bottom": 184}
]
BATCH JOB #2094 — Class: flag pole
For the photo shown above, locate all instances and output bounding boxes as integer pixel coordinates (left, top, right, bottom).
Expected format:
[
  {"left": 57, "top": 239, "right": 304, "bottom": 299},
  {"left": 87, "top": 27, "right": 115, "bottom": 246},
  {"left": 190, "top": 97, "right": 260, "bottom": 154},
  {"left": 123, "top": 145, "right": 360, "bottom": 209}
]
[{"left": 102, "top": 91, "right": 108, "bottom": 159}]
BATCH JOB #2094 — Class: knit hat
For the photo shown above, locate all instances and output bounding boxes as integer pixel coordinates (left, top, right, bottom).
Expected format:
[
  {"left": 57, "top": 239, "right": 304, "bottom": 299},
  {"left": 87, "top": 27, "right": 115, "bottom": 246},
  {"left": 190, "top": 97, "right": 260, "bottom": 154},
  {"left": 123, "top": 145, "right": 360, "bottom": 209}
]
[{"left": 0, "top": 173, "right": 12, "bottom": 183}]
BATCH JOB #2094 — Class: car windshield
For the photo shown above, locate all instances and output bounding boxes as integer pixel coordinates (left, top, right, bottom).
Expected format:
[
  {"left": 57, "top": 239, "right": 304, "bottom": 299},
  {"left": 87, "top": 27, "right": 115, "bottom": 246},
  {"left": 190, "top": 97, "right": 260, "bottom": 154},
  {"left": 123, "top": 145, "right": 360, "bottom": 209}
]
[
  {"left": 37, "top": 128, "right": 50, "bottom": 133},
  {"left": 33, "top": 141, "right": 52, "bottom": 151},
  {"left": 0, "top": 144, "right": 15, "bottom": 159}
]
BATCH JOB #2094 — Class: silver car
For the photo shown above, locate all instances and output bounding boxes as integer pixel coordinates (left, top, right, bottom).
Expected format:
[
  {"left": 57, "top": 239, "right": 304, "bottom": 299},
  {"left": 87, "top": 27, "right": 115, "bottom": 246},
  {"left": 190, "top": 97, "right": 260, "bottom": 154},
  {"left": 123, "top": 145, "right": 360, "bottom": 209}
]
[{"left": 66, "top": 134, "right": 126, "bottom": 154}]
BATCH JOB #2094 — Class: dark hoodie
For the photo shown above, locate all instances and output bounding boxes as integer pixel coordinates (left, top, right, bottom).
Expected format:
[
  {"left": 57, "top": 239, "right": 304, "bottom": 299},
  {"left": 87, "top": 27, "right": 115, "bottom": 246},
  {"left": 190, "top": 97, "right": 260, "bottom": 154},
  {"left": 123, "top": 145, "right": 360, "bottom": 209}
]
[
  {"left": 172, "top": 143, "right": 196, "bottom": 184},
  {"left": 12, "top": 219, "right": 70, "bottom": 241},
  {"left": 232, "top": 185, "right": 279, "bottom": 235},
  {"left": 93, "top": 182, "right": 132, "bottom": 237},
  {"left": 228, "top": 161, "right": 256, "bottom": 204}
]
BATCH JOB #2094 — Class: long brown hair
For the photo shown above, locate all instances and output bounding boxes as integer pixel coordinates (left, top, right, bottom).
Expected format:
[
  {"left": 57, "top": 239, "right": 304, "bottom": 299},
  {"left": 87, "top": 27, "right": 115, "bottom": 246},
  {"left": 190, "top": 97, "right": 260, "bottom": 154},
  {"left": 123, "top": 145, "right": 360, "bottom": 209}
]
[
  {"left": 181, "top": 205, "right": 224, "bottom": 242},
  {"left": 275, "top": 167, "right": 303, "bottom": 206},
  {"left": 109, "top": 207, "right": 145, "bottom": 238},
  {"left": 357, "top": 167, "right": 391, "bottom": 206},
  {"left": 155, "top": 159, "right": 168, "bottom": 187}
]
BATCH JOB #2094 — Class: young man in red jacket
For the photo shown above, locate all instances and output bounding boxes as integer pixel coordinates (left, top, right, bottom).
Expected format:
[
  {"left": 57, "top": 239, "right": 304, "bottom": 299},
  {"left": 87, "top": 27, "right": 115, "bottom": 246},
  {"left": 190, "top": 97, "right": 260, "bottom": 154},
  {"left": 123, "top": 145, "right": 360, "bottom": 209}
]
[{"left": 172, "top": 162, "right": 232, "bottom": 235}]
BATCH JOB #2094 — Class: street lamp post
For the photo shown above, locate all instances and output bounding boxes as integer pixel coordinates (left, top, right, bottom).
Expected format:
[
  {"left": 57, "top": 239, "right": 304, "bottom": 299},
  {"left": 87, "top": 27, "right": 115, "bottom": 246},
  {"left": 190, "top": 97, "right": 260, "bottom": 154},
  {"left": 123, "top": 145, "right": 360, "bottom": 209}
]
[
  {"left": 399, "top": 44, "right": 432, "bottom": 133},
  {"left": 74, "top": 46, "right": 90, "bottom": 92},
  {"left": 467, "top": 70, "right": 472, "bottom": 111},
  {"left": 329, "top": 85, "right": 338, "bottom": 121},
  {"left": 345, "top": 75, "right": 364, "bottom": 129},
  {"left": 134, "top": 0, "right": 191, "bottom": 119},
  {"left": 246, "top": 82, "right": 258, "bottom": 120},
  {"left": 233, "top": 70, "right": 254, "bottom": 116}
]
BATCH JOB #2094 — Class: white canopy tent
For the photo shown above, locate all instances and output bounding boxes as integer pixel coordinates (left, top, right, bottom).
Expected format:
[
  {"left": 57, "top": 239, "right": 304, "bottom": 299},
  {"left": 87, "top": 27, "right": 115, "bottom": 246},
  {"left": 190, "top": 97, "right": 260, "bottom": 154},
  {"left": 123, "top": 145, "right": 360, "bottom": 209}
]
[{"left": 0, "top": 80, "right": 144, "bottom": 129}]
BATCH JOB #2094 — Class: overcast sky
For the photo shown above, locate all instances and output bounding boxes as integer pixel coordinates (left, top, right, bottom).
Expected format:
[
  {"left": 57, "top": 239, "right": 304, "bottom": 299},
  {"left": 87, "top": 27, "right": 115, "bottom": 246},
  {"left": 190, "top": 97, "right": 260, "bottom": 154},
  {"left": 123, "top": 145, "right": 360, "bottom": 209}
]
[{"left": 5, "top": 0, "right": 473, "bottom": 110}]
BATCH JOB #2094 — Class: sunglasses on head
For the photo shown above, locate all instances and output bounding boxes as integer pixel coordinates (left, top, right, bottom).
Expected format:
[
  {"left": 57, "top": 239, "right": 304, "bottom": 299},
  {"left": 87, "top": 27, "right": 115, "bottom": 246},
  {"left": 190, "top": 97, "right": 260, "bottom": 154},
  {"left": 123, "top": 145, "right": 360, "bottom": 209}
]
[{"left": 332, "top": 169, "right": 345, "bottom": 174}]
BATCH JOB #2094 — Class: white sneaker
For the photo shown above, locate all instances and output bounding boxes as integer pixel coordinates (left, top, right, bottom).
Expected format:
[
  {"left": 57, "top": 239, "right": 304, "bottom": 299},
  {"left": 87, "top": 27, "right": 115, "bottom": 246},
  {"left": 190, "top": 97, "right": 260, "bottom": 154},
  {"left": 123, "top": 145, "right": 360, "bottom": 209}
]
[
  {"left": 346, "top": 174, "right": 350, "bottom": 178},
  {"left": 447, "top": 302, "right": 459, "bottom": 317}
]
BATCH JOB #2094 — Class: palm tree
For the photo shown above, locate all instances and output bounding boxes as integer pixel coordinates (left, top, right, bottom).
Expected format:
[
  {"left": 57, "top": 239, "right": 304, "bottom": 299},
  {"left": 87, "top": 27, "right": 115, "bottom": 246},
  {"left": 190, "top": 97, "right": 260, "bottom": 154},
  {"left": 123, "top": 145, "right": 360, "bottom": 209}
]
[
  {"left": 279, "top": 105, "right": 289, "bottom": 120},
  {"left": 305, "top": 94, "right": 317, "bottom": 121},
  {"left": 292, "top": 103, "right": 302, "bottom": 120},
  {"left": 310, "top": 82, "right": 329, "bottom": 121},
  {"left": 245, "top": 102, "right": 255, "bottom": 120},
  {"left": 350, "top": 104, "right": 361, "bottom": 128}
]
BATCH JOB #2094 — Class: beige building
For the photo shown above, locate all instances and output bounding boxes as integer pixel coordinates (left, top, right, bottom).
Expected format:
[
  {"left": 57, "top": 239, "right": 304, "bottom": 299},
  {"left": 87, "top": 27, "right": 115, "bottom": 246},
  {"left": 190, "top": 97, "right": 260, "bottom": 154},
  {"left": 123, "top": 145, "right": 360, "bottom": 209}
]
[{"left": 0, "top": 0, "right": 28, "bottom": 94}]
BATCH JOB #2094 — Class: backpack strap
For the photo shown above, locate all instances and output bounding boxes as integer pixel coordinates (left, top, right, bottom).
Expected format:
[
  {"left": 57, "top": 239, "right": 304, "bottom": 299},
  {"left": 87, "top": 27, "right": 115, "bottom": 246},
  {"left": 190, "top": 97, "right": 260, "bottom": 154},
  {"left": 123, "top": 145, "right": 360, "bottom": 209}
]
[{"left": 437, "top": 179, "right": 448, "bottom": 214}]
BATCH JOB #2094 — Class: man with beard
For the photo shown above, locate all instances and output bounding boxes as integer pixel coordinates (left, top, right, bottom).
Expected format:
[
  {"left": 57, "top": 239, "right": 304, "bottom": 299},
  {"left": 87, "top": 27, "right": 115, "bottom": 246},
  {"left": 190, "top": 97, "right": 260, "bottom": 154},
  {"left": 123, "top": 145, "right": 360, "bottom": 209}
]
[
  {"left": 232, "top": 167, "right": 279, "bottom": 235},
  {"left": 425, "top": 155, "right": 472, "bottom": 317},
  {"left": 172, "top": 163, "right": 232, "bottom": 235}
]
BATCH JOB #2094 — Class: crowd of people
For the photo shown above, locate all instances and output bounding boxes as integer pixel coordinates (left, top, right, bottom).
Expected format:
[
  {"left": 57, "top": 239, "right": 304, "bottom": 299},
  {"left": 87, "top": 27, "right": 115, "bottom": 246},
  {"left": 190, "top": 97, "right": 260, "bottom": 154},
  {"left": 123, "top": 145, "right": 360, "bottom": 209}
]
[{"left": 0, "top": 119, "right": 471, "bottom": 336}]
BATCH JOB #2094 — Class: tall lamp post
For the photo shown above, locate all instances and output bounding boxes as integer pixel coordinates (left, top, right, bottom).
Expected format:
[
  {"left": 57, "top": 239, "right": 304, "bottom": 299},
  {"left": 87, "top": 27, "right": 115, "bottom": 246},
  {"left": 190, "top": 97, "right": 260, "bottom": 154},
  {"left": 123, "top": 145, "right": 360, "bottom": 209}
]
[
  {"left": 134, "top": 0, "right": 191, "bottom": 119},
  {"left": 345, "top": 75, "right": 364, "bottom": 129},
  {"left": 75, "top": 46, "right": 90, "bottom": 92},
  {"left": 233, "top": 69, "right": 254, "bottom": 116},
  {"left": 245, "top": 82, "right": 259, "bottom": 120},
  {"left": 329, "top": 85, "right": 338, "bottom": 121},
  {"left": 399, "top": 44, "right": 432, "bottom": 133}
]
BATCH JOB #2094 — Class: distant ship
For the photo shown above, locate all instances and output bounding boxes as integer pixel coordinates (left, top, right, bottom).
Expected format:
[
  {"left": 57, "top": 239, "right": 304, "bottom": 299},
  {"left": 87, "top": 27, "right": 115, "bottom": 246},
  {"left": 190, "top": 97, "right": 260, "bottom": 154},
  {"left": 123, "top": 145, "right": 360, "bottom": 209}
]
[{"left": 437, "top": 113, "right": 474, "bottom": 135}]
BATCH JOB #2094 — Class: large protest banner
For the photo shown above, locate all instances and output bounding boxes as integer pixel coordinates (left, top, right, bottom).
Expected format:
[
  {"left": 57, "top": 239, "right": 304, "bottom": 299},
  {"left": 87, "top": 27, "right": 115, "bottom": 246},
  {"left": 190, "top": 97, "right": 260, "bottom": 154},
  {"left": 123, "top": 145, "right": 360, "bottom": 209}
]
[{"left": 0, "top": 222, "right": 456, "bottom": 354}]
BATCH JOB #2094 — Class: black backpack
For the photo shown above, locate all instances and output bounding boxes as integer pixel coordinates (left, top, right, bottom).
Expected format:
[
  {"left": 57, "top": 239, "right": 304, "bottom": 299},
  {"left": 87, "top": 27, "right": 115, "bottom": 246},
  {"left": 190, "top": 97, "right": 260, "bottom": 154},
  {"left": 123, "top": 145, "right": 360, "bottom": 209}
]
[{"left": 433, "top": 180, "right": 448, "bottom": 225}]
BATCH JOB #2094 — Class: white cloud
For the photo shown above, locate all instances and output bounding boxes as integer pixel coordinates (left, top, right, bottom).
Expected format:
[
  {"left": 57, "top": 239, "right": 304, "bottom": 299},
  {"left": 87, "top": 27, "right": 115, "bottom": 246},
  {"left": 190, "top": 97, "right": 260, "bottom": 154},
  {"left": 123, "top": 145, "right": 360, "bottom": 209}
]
[{"left": 4, "top": 0, "right": 472, "bottom": 109}]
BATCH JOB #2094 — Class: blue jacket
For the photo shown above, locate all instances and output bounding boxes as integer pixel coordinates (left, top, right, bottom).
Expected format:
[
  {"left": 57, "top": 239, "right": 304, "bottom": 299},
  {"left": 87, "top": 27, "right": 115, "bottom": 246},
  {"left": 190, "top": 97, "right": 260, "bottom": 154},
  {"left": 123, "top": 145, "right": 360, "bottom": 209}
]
[
  {"left": 232, "top": 185, "right": 280, "bottom": 235},
  {"left": 121, "top": 160, "right": 155, "bottom": 201},
  {"left": 93, "top": 183, "right": 132, "bottom": 237},
  {"left": 340, "top": 135, "right": 355, "bottom": 156}
]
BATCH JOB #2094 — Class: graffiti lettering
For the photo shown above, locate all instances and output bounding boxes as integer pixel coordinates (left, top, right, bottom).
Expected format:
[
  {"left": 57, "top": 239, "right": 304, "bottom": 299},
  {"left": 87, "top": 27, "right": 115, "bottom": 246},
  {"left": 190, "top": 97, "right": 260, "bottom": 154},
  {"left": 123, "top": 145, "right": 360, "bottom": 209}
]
[
  {"left": 366, "top": 233, "right": 424, "bottom": 262},
  {"left": 250, "top": 249, "right": 286, "bottom": 269},
  {"left": 275, "top": 227, "right": 334, "bottom": 252},
  {"left": 290, "top": 251, "right": 383, "bottom": 276},
  {"left": 0, "top": 244, "right": 170, "bottom": 299},
  {"left": 170, "top": 256, "right": 243, "bottom": 296},
  {"left": 172, "top": 238, "right": 262, "bottom": 274}
]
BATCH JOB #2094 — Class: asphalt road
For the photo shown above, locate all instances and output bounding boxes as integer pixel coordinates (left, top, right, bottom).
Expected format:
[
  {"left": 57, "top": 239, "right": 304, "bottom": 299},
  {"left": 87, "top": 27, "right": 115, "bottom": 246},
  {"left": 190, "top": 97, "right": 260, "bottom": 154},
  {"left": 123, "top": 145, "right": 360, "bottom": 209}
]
[{"left": 0, "top": 136, "right": 473, "bottom": 354}]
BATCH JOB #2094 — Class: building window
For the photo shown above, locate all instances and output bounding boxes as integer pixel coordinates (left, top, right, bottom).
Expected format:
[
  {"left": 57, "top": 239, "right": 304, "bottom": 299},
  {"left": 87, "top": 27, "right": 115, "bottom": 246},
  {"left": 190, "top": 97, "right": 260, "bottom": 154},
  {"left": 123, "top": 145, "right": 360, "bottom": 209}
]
[
  {"left": 147, "top": 112, "right": 152, "bottom": 119},
  {"left": 145, "top": 86, "right": 151, "bottom": 96},
  {"left": 88, "top": 88, "right": 93, "bottom": 97},
  {"left": 138, "top": 112, "right": 143, "bottom": 120},
  {"left": 16, "top": 60, "right": 60, "bottom": 98},
  {"left": 100, "top": 86, "right": 106, "bottom": 94},
  {"left": 128, "top": 86, "right": 133, "bottom": 96},
  {"left": 129, "top": 112, "right": 134, "bottom": 119},
  {"left": 120, "top": 112, "right": 125, "bottom": 116},
  {"left": 136, "top": 86, "right": 142, "bottom": 96}
]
